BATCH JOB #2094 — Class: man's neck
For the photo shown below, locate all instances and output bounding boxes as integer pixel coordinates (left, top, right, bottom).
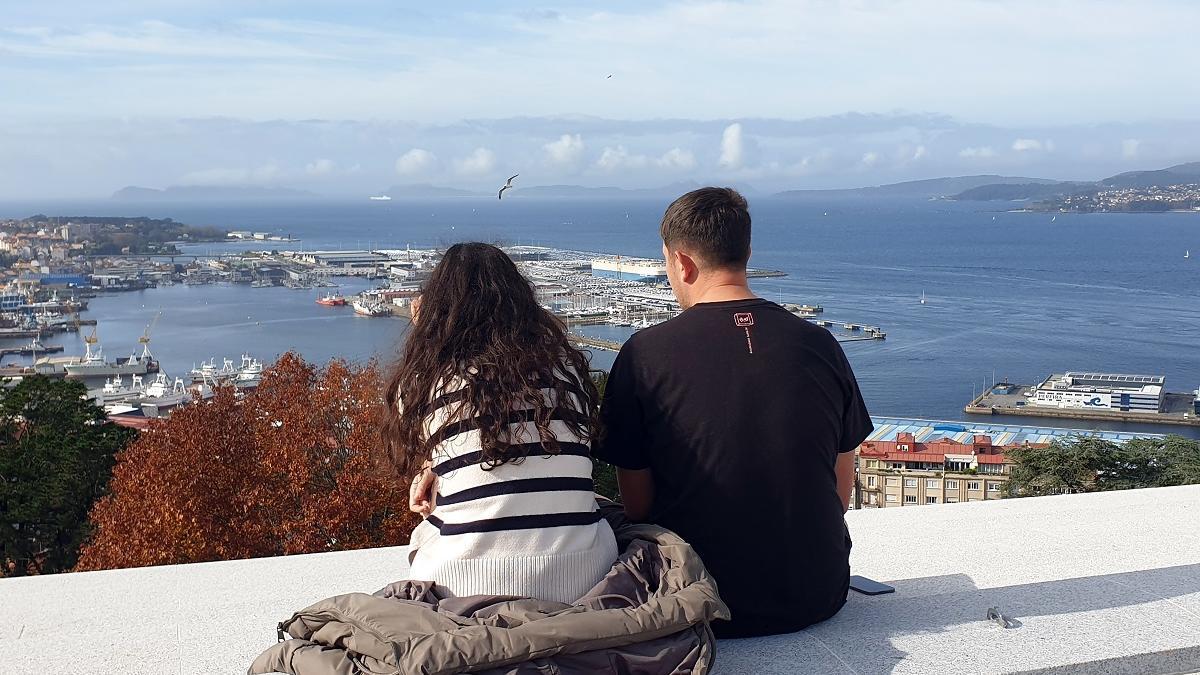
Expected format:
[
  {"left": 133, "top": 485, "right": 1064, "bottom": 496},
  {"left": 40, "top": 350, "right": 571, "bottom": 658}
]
[{"left": 690, "top": 274, "right": 757, "bottom": 306}]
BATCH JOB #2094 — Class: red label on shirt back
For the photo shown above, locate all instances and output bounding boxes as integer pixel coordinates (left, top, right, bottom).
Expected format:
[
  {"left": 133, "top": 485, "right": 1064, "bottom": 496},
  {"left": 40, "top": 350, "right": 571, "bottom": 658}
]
[{"left": 734, "top": 312, "right": 755, "bottom": 327}]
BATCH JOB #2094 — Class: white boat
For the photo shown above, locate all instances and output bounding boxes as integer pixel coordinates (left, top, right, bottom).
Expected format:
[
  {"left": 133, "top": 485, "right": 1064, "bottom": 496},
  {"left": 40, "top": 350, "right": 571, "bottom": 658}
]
[
  {"left": 920, "top": 290, "right": 926, "bottom": 305},
  {"left": 90, "top": 374, "right": 149, "bottom": 407},
  {"left": 352, "top": 298, "right": 390, "bottom": 317},
  {"left": 235, "top": 354, "right": 264, "bottom": 387},
  {"left": 1187, "top": 250, "right": 1191, "bottom": 259},
  {"left": 189, "top": 357, "right": 238, "bottom": 384},
  {"left": 368, "top": 195, "right": 392, "bottom": 201},
  {"left": 64, "top": 343, "right": 157, "bottom": 378},
  {"left": 138, "top": 375, "right": 214, "bottom": 417}
]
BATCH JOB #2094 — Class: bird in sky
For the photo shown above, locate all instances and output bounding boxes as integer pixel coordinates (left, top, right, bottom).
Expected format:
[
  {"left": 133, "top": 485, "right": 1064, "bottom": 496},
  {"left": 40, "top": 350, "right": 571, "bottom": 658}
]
[
  {"left": 606, "top": 74, "right": 613, "bottom": 79},
  {"left": 498, "top": 174, "right": 519, "bottom": 200}
]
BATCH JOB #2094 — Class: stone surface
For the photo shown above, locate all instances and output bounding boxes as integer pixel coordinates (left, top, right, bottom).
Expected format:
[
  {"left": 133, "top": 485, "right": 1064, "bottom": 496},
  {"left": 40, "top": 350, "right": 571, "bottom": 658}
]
[{"left": 2, "top": 485, "right": 1198, "bottom": 674}]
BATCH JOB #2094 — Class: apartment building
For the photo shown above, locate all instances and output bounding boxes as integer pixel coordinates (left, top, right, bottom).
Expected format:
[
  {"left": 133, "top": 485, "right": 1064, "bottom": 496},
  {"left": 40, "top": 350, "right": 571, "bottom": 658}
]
[
  {"left": 853, "top": 417, "right": 1164, "bottom": 509},
  {"left": 857, "top": 432, "right": 1017, "bottom": 507}
]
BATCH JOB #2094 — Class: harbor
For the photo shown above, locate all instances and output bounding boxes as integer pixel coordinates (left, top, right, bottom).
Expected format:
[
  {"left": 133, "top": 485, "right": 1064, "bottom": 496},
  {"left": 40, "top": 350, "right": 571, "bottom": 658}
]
[
  {"left": 966, "top": 372, "right": 1200, "bottom": 428},
  {"left": 1, "top": 243, "right": 890, "bottom": 426}
]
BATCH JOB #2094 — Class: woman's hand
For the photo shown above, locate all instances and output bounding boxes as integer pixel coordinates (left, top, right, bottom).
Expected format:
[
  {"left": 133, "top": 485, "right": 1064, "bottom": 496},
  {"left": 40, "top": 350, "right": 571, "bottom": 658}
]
[{"left": 408, "top": 463, "right": 437, "bottom": 517}]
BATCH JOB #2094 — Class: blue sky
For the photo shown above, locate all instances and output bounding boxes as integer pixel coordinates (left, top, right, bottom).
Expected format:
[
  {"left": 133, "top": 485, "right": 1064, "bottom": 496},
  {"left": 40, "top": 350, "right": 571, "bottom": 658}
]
[{"left": 2, "top": 1, "right": 1199, "bottom": 198}]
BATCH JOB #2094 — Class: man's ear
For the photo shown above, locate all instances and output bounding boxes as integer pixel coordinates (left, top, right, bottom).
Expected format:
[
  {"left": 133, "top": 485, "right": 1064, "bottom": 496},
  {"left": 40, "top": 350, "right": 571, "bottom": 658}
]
[{"left": 676, "top": 250, "right": 700, "bottom": 284}]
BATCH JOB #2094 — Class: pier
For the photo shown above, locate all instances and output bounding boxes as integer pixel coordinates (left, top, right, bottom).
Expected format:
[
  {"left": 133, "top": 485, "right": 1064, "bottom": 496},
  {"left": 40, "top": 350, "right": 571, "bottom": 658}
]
[
  {"left": 0, "top": 343, "right": 64, "bottom": 361},
  {"left": 966, "top": 385, "right": 1200, "bottom": 428},
  {"left": 567, "top": 333, "right": 623, "bottom": 352}
]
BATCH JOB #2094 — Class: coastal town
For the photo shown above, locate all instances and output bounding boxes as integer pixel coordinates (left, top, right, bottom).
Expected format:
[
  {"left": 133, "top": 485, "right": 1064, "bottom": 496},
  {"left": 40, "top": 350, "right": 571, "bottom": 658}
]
[{"left": 1039, "top": 183, "right": 1200, "bottom": 212}]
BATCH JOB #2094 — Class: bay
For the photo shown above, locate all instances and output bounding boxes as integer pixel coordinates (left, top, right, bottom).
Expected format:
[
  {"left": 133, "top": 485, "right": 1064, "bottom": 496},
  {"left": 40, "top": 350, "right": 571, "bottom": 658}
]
[{"left": 2, "top": 195, "right": 1197, "bottom": 437}]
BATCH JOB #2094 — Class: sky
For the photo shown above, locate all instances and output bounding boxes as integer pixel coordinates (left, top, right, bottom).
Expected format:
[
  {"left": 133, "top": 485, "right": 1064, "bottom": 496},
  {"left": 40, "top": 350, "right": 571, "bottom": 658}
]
[{"left": 2, "top": 0, "right": 1199, "bottom": 198}]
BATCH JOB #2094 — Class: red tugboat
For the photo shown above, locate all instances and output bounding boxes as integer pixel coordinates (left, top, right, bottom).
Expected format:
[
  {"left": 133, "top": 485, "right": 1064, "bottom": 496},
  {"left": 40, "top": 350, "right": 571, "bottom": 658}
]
[{"left": 316, "top": 293, "right": 347, "bottom": 306}]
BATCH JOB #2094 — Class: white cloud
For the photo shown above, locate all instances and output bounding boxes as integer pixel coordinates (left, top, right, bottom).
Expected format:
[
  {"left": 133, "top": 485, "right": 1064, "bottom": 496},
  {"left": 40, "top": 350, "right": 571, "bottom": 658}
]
[
  {"left": 454, "top": 147, "right": 496, "bottom": 176},
  {"left": 658, "top": 147, "right": 696, "bottom": 170},
  {"left": 912, "top": 145, "right": 928, "bottom": 160},
  {"left": 543, "top": 133, "right": 584, "bottom": 166},
  {"left": 596, "top": 145, "right": 697, "bottom": 172},
  {"left": 178, "top": 163, "right": 280, "bottom": 186},
  {"left": 305, "top": 158, "right": 335, "bottom": 176},
  {"left": 860, "top": 151, "right": 879, "bottom": 166},
  {"left": 719, "top": 123, "right": 744, "bottom": 169},
  {"left": 395, "top": 148, "right": 436, "bottom": 176},
  {"left": 1122, "top": 138, "right": 1141, "bottom": 158},
  {"left": 1012, "top": 138, "right": 1043, "bottom": 152},
  {"left": 596, "top": 145, "right": 647, "bottom": 171},
  {"left": 959, "top": 146, "right": 996, "bottom": 158}
]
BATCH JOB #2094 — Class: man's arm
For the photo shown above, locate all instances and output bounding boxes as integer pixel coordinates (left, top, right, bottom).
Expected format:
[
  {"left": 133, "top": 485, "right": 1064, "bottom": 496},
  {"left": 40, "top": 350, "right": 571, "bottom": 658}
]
[
  {"left": 593, "top": 344, "right": 655, "bottom": 521},
  {"left": 836, "top": 451, "right": 855, "bottom": 513},
  {"left": 615, "top": 468, "right": 655, "bottom": 521}
]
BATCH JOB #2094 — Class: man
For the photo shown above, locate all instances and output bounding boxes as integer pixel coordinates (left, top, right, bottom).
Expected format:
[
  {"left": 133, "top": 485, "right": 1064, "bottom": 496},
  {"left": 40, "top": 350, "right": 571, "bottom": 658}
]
[{"left": 594, "top": 187, "right": 873, "bottom": 638}]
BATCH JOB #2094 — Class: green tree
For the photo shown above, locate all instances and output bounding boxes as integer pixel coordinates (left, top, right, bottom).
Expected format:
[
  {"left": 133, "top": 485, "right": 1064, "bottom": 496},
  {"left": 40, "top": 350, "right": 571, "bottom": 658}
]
[
  {"left": 1006, "top": 435, "right": 1200, "bottom": 498},
  {"left": 0, "top": 377, "right": 135, "bottom": 576},
  {"left": 589, "top": 370, "right": 620, "bottom": 501}
]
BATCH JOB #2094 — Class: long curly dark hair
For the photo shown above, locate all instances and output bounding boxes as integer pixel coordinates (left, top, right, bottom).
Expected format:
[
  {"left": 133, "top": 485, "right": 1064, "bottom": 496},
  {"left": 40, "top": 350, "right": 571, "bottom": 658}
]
[{"left": 381, "top": 242, "right": 599, "bottom": 477}]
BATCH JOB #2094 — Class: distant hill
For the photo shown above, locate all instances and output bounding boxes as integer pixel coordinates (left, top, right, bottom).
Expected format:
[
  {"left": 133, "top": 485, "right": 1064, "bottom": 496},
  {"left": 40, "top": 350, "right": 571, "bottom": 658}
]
[
  {"left": 949, "top": 161, "right": 1200, "bottom": 201},
  {"left": 951, "top": 182, "right": 1091, "bottom": 201},
  {"left": 775, "top": 175, "right": 1059, "bottom": 199},
  {"left": 382, "top": 183, "right": 487, "bottom": 198},
  {"left": 113, "top": 185, "right": 315, "bottom": 201},
  {"left": 1100, "top": 162, "right": 1200, "bottom": 189},
  {"left": 508, "top": 181, "right": 705, "bottom": 198}
]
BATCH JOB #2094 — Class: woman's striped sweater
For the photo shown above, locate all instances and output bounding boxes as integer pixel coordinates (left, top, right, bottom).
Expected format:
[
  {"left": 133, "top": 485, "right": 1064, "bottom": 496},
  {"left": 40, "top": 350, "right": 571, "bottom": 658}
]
[{"left": 406, "top": 368, "right": 618, "bottom": 604}]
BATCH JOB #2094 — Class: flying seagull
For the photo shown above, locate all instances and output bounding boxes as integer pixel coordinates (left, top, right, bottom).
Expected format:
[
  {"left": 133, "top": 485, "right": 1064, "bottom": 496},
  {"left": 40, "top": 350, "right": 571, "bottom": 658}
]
[
  {"left": 498, "top": 174, "right": 518, "bottom": 200},
  {"left": 606, "top": 74, "right": 613, "bottom": 79}
]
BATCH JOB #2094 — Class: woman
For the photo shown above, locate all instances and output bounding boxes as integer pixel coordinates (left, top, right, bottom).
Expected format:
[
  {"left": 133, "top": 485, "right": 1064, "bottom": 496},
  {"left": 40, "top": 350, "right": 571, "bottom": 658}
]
[{"left": 382, "top": 242, "right": 618, "bottom": 604}]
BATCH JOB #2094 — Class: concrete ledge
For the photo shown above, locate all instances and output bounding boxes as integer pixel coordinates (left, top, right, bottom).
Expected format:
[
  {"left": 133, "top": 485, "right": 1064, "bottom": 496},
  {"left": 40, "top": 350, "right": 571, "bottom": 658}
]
[{"left": 2, "top": 485, "right": 1198, "bottom": 674}]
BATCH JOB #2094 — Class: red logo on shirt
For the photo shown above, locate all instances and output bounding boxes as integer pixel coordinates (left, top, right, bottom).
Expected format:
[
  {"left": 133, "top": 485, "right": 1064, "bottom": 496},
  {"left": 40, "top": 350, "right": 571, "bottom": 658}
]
[{"left": 734, "top": 312, "right": 755, "bottom": 327}]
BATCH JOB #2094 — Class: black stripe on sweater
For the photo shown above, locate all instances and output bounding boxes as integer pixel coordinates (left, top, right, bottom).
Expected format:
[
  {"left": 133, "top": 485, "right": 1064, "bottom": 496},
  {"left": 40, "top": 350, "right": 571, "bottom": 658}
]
[
  {"left": 435, "top": 477, "right": 596, "bottom": 506},
  {"left": 432, "top": 442, "right": 591, "bottom": 476},
  {"left": 424, "top": 510, "right": 602, "bottom": 536},
  {"left": 418, "top": 377, "right": 591, "bottom": 420},
  {"left": 428, "top": 407, "right": 591, "bottom": 448}
]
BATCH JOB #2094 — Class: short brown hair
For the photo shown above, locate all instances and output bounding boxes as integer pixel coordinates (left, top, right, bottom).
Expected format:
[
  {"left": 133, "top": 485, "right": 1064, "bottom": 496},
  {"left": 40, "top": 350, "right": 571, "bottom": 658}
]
[{"left": 659, "top": 187, "right": 751, "bottom": 269}]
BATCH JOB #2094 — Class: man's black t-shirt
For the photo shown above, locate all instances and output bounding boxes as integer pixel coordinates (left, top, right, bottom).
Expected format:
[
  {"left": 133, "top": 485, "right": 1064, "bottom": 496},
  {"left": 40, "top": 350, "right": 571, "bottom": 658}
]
[{"left": 595, "top": 298, "right": 873, "bottom": 637}]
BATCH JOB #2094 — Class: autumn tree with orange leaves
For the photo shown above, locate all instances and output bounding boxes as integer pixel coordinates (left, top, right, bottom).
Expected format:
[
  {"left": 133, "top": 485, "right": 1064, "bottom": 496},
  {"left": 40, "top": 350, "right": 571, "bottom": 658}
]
[{"left": 78, "top": 353, "right": 419, "bottom": 571}]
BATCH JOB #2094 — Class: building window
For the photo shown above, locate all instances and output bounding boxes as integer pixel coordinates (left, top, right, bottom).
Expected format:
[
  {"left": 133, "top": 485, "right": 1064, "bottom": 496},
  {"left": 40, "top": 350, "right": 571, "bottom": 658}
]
[
  {"left": 968, "top": 481, "right": 981, "bottom": 491},
  {"left": 904, "top": 478, "right": 917, "bottom": 488},
  {"left": 885, "top": 494, "right": 898, "bottom": 503},
  {"left": 904, "top": 495, "right": 917, "bottom": 503},
  {"left": 885, "top": 477, "right": 898, "bottom": 487},
  {"left": 947, "top": 497, "right": 959, "bottom": 503},
  {"left": 926, "top": 479, "right": 939, "bottom": 489},
  {"left": 946, "top": 480, "right": 959, "bottom": 489},
  {"left": 865, "top": 460, "right": 879, "bottom": 468},
  {"left": 889, "top": 462, "right": 904, "bottom": 469},
  {"left": 926, "top": 496, "right": 938, "bottom": 504},
  {"left": 987, "top": 482, "right": 1002, "bottom": 492},
  {"left": 866, "top": 476, "right": 877, "bottom": 488}
]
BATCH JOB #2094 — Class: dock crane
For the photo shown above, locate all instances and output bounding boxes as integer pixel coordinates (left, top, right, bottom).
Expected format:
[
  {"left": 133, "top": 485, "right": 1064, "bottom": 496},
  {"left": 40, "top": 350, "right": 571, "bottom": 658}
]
[
  {"left": 138, "top": 311, "right": 161, "bottom": 361},
  {"left": 81, "top": 324, "right": 100, "bottom": 363}
]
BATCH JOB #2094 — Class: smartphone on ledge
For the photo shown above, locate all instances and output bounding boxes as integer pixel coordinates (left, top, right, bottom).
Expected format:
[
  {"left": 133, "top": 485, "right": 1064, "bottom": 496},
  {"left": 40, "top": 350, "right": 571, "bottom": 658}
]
[{"left": 849, "top": 575, "right": 895, "bottom": 595}]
